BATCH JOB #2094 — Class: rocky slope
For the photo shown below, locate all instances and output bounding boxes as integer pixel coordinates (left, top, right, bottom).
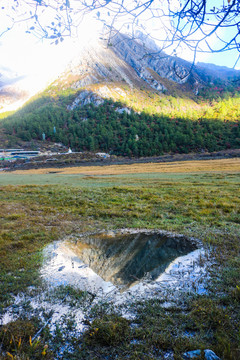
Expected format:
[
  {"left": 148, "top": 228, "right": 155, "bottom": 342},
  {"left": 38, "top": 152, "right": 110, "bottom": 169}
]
[
  {"left": 1, "top": 29, "right": 240, "bottom": 113},
  {"left": 50, "top": 34, "right": 153, "bottom": 108},
  {"left": 48, "top": 29, "right": 240, "bottom": 110}
]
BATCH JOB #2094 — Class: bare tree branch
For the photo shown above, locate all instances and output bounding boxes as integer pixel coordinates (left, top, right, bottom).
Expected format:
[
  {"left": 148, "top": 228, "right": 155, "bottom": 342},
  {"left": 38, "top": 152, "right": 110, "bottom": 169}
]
[{"left": 1, "top": 1, "right": 240, "bottom": 63}]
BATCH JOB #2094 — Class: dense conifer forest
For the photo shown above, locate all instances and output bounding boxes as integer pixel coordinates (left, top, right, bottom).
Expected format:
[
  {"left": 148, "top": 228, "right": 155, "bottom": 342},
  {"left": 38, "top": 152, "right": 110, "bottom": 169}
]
[{"left": 1, "top": 83, "right": 240, "bottom": 156}]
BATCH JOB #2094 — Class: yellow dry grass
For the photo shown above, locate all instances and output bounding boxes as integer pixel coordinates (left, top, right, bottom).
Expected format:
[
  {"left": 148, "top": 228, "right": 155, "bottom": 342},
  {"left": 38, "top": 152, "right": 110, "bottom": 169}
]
[{"left": 11, "top": 158, "right": 240, "bottom": 175}]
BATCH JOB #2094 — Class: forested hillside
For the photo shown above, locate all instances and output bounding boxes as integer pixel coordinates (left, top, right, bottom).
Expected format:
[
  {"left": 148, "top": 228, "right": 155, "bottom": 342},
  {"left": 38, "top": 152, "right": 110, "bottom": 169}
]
[
  {"left": 1, "top": 31, "right": 240, "bottom": 157},
  {"left": 1, "top": 84, "right": 240, "bottom": 156}
]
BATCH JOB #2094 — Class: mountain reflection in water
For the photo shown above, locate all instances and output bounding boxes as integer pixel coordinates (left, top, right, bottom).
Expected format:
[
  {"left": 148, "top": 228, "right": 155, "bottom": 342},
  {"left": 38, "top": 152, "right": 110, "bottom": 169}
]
[{"left": 61, "top": 231, "right": 198, "bottom": 289}]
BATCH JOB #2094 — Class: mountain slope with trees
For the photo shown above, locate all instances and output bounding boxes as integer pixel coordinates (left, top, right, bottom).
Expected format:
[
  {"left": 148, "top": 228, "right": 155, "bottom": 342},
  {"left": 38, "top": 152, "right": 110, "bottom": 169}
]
[{"left": 1, "top": 33, "right": 240, "bottom": 156}]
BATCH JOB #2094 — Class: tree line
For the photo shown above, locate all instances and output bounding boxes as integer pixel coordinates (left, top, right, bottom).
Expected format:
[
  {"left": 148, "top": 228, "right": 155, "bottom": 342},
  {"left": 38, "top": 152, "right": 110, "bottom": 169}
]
[{"left": 2, "top": 98, "right": 239, "bottom": 157}]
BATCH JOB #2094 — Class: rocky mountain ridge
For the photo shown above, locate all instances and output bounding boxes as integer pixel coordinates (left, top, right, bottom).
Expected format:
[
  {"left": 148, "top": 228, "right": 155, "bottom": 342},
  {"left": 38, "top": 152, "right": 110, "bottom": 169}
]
[
  {"left": 49, "top": 30, "right": 240, "bottom": 110},
  {"left": 1, "top": 29, "right": 240, "bottom": 113},
  {"left": 60, "top": 33, "right": 192, "bottom": 88}
]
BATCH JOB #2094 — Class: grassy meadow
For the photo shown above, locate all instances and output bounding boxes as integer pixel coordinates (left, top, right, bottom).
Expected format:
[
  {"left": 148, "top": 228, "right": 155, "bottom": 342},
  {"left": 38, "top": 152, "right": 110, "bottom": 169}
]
[{"left": 0, "top": 159, "right": 240, "bottom": 359}]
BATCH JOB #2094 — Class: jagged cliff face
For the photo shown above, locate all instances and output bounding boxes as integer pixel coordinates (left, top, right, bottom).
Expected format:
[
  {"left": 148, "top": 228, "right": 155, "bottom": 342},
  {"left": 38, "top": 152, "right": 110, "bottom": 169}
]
[
  {"left": 52, "top": 37, "right": 148, "bottom": 95},
  {"left": 111, "top": 31, "right": 192, "bottom": 85},
  {"left": 51, "top": 32, "right": 201, "bottom": 109},
  {"left": 1, "top": 29, "right": 239, "bottom": 112}
]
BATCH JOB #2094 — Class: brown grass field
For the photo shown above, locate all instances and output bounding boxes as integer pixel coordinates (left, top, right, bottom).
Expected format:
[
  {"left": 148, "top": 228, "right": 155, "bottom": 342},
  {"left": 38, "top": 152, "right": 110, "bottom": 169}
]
[
  {"left": 11, "top": 157, "right": 240, "bottom": 175},
  {"left": 1, "top": 156, "right": 240, "bottom": 359}
]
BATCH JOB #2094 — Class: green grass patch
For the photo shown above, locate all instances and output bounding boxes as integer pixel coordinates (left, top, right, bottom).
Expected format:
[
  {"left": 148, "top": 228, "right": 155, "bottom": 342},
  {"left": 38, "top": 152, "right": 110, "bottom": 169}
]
[{"left": 0, "top": 170, "right": 239, "bottom": 359}]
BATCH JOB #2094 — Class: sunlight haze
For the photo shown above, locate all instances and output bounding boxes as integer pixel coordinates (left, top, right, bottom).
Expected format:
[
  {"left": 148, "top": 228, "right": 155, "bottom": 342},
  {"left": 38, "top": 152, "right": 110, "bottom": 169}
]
[{"left": 0, "top": 1, "right": 239, "bottom": 112}]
